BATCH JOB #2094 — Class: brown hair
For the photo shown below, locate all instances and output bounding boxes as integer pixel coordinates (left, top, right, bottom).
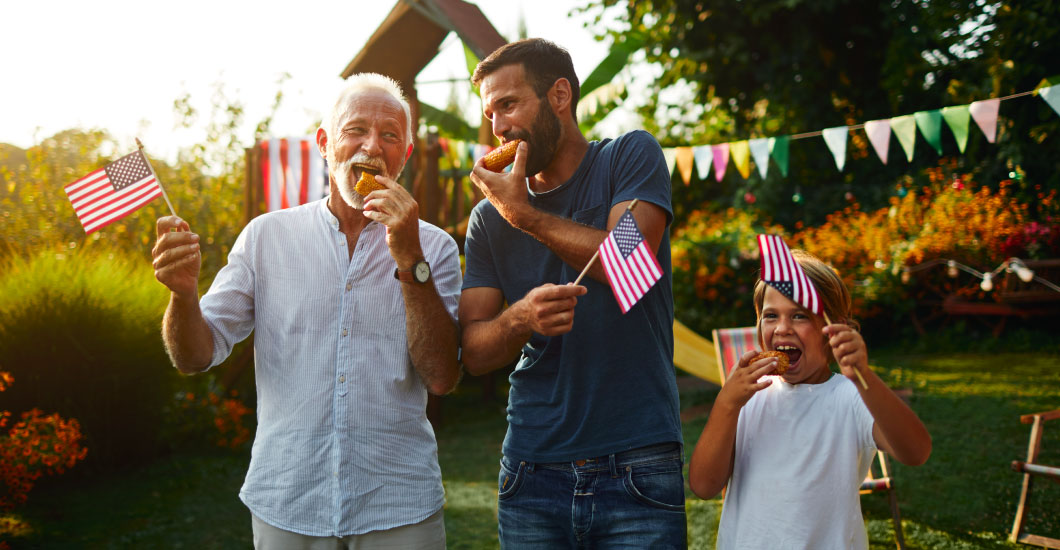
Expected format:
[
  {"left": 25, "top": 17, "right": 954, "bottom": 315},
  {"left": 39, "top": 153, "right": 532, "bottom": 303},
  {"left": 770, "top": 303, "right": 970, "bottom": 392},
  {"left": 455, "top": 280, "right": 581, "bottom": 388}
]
[
  {"left": 753, "top": 249, "right": 858, "bottom": 363},
  {"left": 471, "top": 38, "right": 580, "bottom": 123}
]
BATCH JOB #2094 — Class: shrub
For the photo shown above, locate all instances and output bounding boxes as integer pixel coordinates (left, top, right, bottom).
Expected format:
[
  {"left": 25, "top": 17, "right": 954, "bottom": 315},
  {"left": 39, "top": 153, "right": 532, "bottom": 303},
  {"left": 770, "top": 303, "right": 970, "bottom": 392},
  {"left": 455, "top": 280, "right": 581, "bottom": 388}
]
[{"left": 0, "top": 249, "right": 178, "bottom": 469}]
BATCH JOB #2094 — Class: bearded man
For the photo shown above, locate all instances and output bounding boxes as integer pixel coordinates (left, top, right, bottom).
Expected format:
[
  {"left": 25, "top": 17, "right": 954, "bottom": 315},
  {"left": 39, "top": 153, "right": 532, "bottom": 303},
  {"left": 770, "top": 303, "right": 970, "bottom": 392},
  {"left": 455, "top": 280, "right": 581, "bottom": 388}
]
[
  {"left": 151, "top": 72, "right": 460, "bottom": 549},
  {"left": 459, "top": 39, "right": 687, "bottom": 548}
]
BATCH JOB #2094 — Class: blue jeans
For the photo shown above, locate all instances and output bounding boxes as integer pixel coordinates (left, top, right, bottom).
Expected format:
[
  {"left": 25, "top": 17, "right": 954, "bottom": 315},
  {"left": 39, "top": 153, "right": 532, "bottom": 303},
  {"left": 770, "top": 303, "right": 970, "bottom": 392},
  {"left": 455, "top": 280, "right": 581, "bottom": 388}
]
[{"left": 497, "top": 442, "right": 687, "bottom": 549}]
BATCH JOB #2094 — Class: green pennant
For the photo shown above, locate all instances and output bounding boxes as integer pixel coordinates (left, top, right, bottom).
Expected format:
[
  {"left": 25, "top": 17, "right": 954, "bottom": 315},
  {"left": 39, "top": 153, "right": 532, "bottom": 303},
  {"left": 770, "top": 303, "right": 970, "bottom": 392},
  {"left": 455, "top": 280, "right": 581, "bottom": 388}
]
[
  {"left": 890, "top": 115, "right": 917, "bottom": 162},
  {"left": 768, "top": 136, "right": 789, "bottom": 177},
  {"left": 914, "top": 109, "right": 943, "bottom": 155},
  {"left": 941, "top": 105, "right": 971, "bottom": 153}
]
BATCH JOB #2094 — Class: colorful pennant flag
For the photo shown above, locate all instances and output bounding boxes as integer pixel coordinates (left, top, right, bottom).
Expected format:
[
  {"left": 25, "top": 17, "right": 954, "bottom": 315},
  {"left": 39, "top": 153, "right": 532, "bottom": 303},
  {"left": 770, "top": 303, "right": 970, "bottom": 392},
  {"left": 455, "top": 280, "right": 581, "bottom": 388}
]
[
  {"left": 64, "top": 149, "right": 163, "bottom": 234},
  {"left": 599, "top": 209, "right": 663, "bottom": 314},
  {"left": 822, "top": 126, "right": 849, "bottom": 171},
  {"left": 1040, "top": 85, "right": 1060, "bottom": 118},
  {"left": 941, "top": 105, "right": 971, "bottom": 153},
  {"left": 769, "top": 136, "right": 789, "bottom": 177},
  {"left": 693, "top": 145, "right": 713, "bottom": 180},
  {"left": 675, "top": 147, "right": 694, "bottom": 185},
  {"left": 661, "top": 147, "right": 678, "bottom": 179},
  {"left": 749, "top": 138, "right": 770, "bottom": 179},
  {"left": 261, "top": 137, "right": 328, "bottom": 212},
  {"left": 711, "top": 143, "right": 730, "bottom": 182},
  {"left": 757, "top": 234, "right": 821, "bottom": 315},
  {"left": 969, "top": 98, "right": 1000, "bottom": 143},
  {"left": 864, "top": 119, "right": 891, "bottom": 164},
  {"left": 890, "top": 115, "right": 917, "bottom": 162},
  {"left": 731, "top": 140, "right": 751, "bottom": 179},
  {"left": 914, "top": 110, "right": 943, "bottom": 155}
]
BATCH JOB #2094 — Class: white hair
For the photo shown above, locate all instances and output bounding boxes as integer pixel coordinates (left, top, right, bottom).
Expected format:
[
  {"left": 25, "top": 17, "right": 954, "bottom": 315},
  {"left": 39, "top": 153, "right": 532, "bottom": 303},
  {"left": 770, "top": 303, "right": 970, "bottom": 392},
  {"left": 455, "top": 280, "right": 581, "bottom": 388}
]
[{"left": 327, "top": 73, "right": 413, "bottom": 147}]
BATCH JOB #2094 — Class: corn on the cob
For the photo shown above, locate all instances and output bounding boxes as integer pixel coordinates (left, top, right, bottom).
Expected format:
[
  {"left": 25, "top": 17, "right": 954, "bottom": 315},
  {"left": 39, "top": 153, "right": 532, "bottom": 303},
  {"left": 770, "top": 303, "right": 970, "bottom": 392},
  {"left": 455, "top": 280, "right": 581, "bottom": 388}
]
[
  {"left": 354, "top": 171, "right": 386, "bottom": 196},
  {"left": 482, "top": 139, "right": 522, "bottom": 172},
  {"left": 752, "top": 350, "right": 790, "bottom": 375}
]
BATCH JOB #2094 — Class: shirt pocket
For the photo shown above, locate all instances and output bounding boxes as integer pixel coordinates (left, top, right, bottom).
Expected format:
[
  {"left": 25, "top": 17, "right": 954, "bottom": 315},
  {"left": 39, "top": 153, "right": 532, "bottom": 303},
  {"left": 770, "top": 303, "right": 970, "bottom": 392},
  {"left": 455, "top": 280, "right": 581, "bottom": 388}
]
[{"left": 572, "top": 203, "right": 608, "bottom": 230}]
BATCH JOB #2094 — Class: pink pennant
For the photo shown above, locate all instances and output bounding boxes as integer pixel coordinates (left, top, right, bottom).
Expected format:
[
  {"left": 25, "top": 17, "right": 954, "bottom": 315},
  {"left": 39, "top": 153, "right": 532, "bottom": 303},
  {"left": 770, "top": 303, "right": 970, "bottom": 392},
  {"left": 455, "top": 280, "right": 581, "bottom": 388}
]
[
  {"left": 864, "top": 119, "right": 891, "bottom": 165},
  {"left": 969, "top": 98, "right": 999, "bottom": 143},
  {"left": 711, "top": 143, "right": 730, "bottom": 182}
]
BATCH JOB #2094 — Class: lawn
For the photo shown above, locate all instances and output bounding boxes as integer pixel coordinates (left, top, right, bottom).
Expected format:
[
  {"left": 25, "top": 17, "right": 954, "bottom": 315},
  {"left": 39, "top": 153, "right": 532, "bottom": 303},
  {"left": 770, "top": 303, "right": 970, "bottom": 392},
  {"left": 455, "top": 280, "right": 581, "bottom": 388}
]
[{"left": 4, "top": 351, "right": 1059, "bottom": 549}]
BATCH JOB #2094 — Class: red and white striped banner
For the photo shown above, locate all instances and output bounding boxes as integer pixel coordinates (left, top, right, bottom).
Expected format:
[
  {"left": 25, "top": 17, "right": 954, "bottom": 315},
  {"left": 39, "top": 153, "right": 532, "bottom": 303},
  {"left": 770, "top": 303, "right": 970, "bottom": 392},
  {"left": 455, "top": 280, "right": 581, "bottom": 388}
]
[{"left": 260, "top": 137, "right": 328, "bottom": 211}]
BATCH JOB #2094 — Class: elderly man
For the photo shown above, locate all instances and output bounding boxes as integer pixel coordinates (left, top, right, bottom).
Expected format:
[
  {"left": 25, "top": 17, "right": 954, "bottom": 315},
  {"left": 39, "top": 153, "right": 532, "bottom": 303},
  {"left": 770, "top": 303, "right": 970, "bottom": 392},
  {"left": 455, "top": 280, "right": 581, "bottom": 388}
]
[
  {"left": 151, "top": 73, "right": 460, "bottom": 549},
  {"left": 459, "top": 39, "right": 686, "bottom": 548}
]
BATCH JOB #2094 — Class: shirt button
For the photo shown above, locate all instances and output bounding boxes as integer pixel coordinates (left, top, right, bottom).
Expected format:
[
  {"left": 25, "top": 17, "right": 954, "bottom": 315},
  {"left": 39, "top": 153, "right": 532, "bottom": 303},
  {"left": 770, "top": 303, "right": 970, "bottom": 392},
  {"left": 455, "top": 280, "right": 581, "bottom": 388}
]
[
  {"left": 342, "top": 328, "right": 347, "bottom": 336},
  {"left": 339, "top": 375, "right": 346, "bottom": 383},
  {"left": 346, "top": 283, "right": 352, "bottom": 291}
]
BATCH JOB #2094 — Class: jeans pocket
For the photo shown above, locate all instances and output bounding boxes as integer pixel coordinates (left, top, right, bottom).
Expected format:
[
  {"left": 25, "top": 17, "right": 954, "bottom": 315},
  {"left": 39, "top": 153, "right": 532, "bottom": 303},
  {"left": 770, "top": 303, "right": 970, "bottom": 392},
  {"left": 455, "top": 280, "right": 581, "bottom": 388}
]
[
  {"left": 497, "top": 457, "right": 526, "bottom": 501},
  {"left": 622, "top": 460, "right": 685, "bottom": 512}
]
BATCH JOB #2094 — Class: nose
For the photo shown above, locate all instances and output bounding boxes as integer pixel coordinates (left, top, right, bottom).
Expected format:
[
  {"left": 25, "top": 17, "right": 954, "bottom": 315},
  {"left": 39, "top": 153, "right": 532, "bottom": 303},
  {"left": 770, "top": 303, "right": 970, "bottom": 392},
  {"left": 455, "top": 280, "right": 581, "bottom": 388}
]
[
  {"left": 361, "top": 130, "right": 383, "bottom": 157},
  {"left": 492, "top": 114, "right": 511, "bottom": 140},
  {"left": 774, "top": 317, "right": 793, "bottom": 336}
]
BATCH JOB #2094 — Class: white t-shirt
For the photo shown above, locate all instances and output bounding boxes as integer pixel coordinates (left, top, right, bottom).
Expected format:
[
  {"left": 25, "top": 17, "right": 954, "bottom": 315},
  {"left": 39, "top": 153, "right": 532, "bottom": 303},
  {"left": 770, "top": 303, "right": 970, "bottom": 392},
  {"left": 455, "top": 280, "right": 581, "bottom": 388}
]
[{"left": 716, "top": 374, "right": 877, "bottom": 550}]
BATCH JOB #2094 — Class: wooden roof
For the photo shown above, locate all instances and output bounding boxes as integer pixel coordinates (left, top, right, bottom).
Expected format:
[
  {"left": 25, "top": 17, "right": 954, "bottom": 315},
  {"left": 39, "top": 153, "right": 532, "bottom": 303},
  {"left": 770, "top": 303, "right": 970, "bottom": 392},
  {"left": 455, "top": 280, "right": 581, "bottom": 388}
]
[{"left": 339, "top": 0, "right": 507, "bottom": 85}]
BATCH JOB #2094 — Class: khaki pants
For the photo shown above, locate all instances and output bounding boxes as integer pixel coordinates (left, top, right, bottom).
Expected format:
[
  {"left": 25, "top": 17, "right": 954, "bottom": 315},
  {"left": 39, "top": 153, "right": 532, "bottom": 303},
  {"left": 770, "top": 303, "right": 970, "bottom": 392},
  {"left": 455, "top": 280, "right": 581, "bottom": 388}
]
[{"left": 251, "top": 509, "right": 445, "bottom": 550}]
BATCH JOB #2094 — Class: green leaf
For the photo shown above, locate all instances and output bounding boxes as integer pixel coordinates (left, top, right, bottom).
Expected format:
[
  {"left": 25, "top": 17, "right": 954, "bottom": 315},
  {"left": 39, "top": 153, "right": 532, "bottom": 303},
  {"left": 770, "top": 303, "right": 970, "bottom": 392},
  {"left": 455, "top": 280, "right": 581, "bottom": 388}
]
[
  {"left": 419, "top": 102, "right": 479, "bottom": 142},
  {"left": 580, "top": 34, "right": 644, "bottom": 98}
]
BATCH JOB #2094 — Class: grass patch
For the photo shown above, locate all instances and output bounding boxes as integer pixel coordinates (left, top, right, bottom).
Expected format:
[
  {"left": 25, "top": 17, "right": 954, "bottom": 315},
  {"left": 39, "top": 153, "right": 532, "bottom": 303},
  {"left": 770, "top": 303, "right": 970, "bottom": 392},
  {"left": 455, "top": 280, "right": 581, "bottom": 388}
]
[{"left": 4, "top": 352, "right": 1059, "bottom": 549}]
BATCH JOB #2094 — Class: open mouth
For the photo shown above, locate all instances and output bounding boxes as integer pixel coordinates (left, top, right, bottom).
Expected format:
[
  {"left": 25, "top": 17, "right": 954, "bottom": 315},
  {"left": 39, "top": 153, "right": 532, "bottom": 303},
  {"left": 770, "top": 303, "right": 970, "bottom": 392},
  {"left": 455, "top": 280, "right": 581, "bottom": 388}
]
[
  {"left": 775, "top": 345, "right": 802, "bottom": 369},
  {"left": 352, "top": 163, "right": 381, "bottom": 179}
]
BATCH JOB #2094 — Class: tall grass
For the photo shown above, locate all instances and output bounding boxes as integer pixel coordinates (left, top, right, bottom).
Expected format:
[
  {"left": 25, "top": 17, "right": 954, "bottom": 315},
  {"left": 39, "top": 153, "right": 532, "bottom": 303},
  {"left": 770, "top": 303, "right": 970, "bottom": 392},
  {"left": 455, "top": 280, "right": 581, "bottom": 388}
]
[{"left": 0, "top": 249, "right": 179, "bottom": 470}]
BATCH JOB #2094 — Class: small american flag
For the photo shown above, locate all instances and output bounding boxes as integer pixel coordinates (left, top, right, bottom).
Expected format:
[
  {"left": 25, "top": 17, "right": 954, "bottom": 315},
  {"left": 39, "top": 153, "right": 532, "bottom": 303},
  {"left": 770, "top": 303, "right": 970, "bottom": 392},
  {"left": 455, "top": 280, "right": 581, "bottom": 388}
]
[
  {"left": 599, "top": 209, "right": 663, "bottom": 313},
  {"left": 757, "top": 234, "right": 821, "bottom": 315},
  {"left": 64, "top": 150, "right": 162, "bottom": 234}
]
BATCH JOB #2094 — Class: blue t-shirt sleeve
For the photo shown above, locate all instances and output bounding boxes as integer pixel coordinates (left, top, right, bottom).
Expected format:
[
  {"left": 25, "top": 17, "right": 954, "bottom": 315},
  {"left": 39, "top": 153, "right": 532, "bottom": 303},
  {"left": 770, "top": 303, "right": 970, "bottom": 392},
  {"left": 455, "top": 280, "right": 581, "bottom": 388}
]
[
  {"left": 608, "top": 130, "right": 673, "bottom": 224},
  {"left": 461, "top": 202, "right": 501, "bottom": 290}
]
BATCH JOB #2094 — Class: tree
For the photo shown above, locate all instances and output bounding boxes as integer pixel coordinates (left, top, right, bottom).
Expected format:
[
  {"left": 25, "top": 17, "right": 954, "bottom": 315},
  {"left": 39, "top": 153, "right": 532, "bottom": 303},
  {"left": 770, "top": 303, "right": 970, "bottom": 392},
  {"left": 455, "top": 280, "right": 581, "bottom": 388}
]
[{"left": 581, "top": 0, "right": 1060, "bottom": 228}]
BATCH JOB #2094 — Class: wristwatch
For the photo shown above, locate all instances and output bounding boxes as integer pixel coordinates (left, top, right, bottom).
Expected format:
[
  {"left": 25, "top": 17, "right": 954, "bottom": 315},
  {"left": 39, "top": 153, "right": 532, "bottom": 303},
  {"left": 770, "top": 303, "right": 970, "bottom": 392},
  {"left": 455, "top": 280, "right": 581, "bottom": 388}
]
[{"left": 394, "top": 259, "right": 431, "bottom": 284}]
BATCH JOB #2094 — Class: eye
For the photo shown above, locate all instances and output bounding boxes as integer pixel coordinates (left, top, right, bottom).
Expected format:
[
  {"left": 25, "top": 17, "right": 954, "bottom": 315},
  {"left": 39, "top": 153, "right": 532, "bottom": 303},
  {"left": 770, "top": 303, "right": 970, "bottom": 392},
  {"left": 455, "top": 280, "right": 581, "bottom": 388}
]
[{"left": 762, "top": 312, "right": 778, "bottom": 320}]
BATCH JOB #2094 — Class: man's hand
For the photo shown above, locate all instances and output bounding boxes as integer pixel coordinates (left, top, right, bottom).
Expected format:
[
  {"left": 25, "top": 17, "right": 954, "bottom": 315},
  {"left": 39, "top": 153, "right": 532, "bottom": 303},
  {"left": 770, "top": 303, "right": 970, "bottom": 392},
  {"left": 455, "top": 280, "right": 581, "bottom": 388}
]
[
  {"left": 361, "top": 175, "right": 423, "bottom": 268},
  {"left": 152, "top": 216, "right": 201, "bottom": 297},
  {"left": 716, "top": 350, "right": 776, "bottom": 411},
  {"left": 825, "top": 324, "right": 869, "bottom": 384},
  {"left": 470, "top": 141, "right": 531, "bottom": 228},
  {"left": 514, "top": 283, "right": 587, "bottom": 336}
]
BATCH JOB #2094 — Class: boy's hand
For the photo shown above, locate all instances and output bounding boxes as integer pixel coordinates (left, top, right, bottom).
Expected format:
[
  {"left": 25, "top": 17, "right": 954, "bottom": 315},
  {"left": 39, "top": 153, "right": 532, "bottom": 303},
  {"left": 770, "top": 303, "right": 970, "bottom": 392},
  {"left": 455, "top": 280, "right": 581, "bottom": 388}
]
[
  {"left": 825, "top": 324, "right": 868, "bottom": 383},
  {"left": 717, "top": 350, "right": 776, "bottom": 410}
]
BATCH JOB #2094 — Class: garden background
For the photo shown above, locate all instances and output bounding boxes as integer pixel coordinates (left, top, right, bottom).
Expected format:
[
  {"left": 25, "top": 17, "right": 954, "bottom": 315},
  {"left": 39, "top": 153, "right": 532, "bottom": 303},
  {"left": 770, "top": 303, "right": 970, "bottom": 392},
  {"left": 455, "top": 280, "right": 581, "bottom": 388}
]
[{"left": 3, "top": 0, "right": 1060, "bottom": 548}]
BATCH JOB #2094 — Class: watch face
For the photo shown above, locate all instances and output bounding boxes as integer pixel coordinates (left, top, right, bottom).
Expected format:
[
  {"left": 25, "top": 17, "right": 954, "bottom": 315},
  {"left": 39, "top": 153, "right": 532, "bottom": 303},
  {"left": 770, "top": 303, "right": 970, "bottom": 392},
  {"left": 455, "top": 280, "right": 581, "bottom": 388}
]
[{"left": 414, "top": 261, "right": 431, "bottom": 283}]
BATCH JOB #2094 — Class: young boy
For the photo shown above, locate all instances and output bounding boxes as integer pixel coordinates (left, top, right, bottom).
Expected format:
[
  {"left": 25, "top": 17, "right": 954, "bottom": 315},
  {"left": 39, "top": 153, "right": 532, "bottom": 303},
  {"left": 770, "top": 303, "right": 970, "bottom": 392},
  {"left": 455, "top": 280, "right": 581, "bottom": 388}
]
[{"left": 689, "top": 250, "right": 931, "bottom": 550}]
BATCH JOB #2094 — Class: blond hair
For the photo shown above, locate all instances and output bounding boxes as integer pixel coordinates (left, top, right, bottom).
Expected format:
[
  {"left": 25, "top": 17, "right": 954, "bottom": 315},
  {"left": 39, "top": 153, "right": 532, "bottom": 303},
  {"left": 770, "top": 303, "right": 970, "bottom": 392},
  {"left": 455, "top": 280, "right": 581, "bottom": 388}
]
[{"left": 752, "top": 249, "right": 858, "bottom": 363}]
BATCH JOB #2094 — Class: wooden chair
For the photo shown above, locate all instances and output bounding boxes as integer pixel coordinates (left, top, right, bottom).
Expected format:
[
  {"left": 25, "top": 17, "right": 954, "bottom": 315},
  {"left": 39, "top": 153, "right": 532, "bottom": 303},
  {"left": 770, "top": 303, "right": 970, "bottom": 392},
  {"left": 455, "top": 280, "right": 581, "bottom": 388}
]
[
  {"left": 1009, "top": 409, "right": 1060, "bottom": 549},
  {"left": 711, "top": 326, "right": 906, "bottom": 550}
]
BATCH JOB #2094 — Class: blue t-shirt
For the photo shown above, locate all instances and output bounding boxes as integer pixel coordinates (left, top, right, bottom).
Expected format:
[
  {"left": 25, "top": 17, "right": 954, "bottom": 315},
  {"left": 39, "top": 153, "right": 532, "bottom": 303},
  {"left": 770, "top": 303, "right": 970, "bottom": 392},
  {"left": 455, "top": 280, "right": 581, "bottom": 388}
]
[{"left": 462, "top": 130, "right": 682, "bottom": 462}]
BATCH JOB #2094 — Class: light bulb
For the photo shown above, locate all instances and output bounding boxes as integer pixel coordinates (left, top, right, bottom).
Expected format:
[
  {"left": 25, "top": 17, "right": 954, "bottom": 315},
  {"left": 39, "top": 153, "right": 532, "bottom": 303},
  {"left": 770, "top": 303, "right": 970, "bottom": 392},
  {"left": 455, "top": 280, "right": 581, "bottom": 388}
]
[
  {"left": 980, "top": 273, "right": 994, "bottom": 292},
  {"left": 1014, "top": 264, "right": 1034, "bottom": 283},
  {"left": 947, "top": 260, "right": 959, "bottom": 278},
  {"left": 901, "top": 270, "right": 911, "bottom": 284}
]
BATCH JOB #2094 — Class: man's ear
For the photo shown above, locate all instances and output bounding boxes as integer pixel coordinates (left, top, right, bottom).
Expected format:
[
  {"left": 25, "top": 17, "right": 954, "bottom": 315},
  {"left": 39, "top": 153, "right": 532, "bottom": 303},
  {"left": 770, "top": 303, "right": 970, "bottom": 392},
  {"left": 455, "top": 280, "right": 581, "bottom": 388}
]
[
  {"left": 406, "top": 143, "right": 414, "bottom": 161},
  {"left": 548, "top": 78, "right": 573, "bottom": 116},
  {"left": 315, "top": 127, "right": 328, "bottom": 159}
]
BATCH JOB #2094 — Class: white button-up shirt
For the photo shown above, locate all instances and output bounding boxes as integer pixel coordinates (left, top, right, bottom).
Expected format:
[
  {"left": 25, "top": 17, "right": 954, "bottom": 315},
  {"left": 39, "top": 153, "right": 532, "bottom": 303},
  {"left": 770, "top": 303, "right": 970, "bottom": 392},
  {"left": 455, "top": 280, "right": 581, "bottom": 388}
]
[{"left": 199, "top": 198, "right": 461, "bottom": 536}]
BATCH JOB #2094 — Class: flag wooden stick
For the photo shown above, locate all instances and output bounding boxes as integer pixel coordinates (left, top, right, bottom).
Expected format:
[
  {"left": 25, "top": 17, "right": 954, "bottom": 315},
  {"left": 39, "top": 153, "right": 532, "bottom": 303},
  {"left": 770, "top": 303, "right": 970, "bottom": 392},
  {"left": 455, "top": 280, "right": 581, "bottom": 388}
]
[
  {"left": 572, "top": 199, "right": 640, "bottom": 286},
  {"left": 822, "top": 311, "right": 868, "bottom": 389},
  {"left": 136, "top": 138, "right": 178, "bottom": 218}
]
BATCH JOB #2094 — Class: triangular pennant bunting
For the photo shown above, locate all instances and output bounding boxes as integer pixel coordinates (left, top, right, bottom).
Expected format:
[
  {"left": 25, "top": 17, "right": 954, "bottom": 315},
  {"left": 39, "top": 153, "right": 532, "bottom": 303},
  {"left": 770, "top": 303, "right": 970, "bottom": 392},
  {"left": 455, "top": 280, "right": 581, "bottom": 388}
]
[
  {"left": 693, "top": 145, "right": 713, "bottom": 180},
  {"left": 1040, "top": 85, "right": 1060, "bottom": 118},
  {"left": 890, "top": 115, "right": 917, "bottom": 162},
  {"left": 661, "top": 147, "right": 678, "bottom": 178},
  {"left": 749, "top": 138, "right": 771, "bottom": 179},
  {"left": 731, "top": 140, "right": 751, "bottom": 179},
  {"left": 864, "top": 119, "right": 891, "bottom": 164},
  {"left": 914, "top": 110, "right": 943, "bottom": 155},
  {"left": 769, "top": 136, "right": 789, "bottom": 177},
  {"left": 822, "top": 126, "right": 849, "bottom": 171},
  {"left": 675, "top": 147, "right": 695, "bottom": 185},
  {"left": 941, "top": 105, "right": 971, "bottom": 153},
  {"left": 969, "top": 98, "right": 1000, "bottom": 143},
  {"left": 711, "top": 143, "right": 730, "bottom": 182}
]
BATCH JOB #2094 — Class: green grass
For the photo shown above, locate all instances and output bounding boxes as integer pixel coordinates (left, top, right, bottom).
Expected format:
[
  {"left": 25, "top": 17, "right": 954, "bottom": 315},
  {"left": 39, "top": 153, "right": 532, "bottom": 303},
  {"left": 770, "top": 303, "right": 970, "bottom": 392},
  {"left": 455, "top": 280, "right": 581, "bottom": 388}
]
[{"left": 4, "top": 352, "right": 1059, "bottom": 549}]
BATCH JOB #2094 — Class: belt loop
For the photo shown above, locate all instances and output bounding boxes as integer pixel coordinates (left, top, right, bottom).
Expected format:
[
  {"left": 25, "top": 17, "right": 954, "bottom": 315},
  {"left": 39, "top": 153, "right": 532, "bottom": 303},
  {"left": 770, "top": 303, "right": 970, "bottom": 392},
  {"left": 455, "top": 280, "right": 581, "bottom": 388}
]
[
  {"left": 608, "top": 453, "right": 618, "bottom": 478},
  {"left": 524, "top": 461, "right": 534, "bottom": 474}
]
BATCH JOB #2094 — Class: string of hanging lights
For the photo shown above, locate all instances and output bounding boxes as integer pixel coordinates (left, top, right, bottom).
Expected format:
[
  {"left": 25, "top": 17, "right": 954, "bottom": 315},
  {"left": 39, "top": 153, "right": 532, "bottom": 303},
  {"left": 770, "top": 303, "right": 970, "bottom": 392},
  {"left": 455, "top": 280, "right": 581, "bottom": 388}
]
[{"left": 897, "top": 257, "right": 1060, "bottom": 293}]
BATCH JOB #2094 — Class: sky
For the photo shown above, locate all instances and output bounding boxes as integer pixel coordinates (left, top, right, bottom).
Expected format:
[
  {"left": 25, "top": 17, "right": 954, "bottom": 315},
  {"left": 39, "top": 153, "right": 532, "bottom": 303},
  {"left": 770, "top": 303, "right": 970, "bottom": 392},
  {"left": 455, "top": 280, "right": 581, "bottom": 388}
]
[{"left": 0, "top": 0, "right": 627, "bottom": 163}]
